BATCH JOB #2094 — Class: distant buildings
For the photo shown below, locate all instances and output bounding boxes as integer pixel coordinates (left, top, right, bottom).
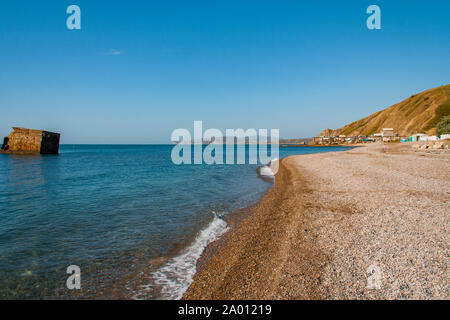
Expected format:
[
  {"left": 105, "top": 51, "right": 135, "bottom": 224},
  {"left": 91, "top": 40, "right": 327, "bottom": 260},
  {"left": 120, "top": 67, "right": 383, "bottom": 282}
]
[
  {"left": 407, "top": 133, "right": 427, "bottom": 142},
  {"left": 313, "top": 128, "right": 402, "bottom": 145},
  {"left": 381, "top": 128, "right": 394, "bottom": 141},
  {"left": 313, "top": 135, "right": 364, "bottom": 145},
  {"left": 407, "top": 134, "right": 440, "bottom": 142},
  {"left": 313, "top": 127, "right": 449, "bottom": 146}
]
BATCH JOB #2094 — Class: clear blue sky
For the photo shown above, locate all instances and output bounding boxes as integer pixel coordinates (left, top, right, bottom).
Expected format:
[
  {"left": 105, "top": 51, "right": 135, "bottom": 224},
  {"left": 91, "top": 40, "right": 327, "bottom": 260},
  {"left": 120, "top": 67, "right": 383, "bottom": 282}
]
[{"left": 1, "top": 0, "right": 449, "bottom": 143}]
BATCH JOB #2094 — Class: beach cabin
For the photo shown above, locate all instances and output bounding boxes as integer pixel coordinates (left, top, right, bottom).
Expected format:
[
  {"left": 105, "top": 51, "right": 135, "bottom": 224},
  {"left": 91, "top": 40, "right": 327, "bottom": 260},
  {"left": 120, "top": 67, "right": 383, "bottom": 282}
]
[
  {"left": 372, "top": 133, "right": 382, "bottom": 142},
  {"left": 408, "top": 133, "right": 427, "bottom": 142},
  {"left": 381, "top": 128, "right": 395, "bottom": 141},
  {"left": 381, "top": 128, "right": 394, "bottom": 137}
]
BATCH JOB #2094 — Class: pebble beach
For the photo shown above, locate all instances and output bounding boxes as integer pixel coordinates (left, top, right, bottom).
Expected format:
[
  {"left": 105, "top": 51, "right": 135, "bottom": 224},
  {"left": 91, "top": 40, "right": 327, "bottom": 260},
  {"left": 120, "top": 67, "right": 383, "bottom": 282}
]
[{"left": 184, "top": 143, "right": 449, "bottom": 299}]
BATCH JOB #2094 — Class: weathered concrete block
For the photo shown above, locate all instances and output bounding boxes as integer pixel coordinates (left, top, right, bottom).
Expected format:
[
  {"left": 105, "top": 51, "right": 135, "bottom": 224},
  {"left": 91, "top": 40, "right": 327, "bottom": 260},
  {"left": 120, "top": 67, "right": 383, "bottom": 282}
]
[{"left": 1, "top": 127, "right": 60, "bottom": 154}]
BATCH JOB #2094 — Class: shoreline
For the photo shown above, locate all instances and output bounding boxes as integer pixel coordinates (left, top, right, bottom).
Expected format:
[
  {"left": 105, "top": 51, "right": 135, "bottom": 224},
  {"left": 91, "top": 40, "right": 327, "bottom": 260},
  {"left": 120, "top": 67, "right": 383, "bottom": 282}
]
[
  {"left": 183, "top": 155, "right": 325, "bottom": 299},
  {"left": 183, "top": 143, "right": 449, "bottom": 299}
]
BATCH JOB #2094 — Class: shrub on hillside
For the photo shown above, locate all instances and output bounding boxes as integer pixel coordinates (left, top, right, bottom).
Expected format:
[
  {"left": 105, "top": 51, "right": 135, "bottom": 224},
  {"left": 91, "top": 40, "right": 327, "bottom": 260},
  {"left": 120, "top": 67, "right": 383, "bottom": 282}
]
[{"left": 436, "top": 115, "right": 450, "bottom": 136}]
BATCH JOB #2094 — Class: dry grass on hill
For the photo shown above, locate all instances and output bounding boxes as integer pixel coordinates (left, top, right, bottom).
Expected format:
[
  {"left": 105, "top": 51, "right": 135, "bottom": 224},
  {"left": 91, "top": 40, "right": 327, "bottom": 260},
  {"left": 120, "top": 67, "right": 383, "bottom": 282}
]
[{"left": 320, "top": 84, "right": 450, "bottom": 137}]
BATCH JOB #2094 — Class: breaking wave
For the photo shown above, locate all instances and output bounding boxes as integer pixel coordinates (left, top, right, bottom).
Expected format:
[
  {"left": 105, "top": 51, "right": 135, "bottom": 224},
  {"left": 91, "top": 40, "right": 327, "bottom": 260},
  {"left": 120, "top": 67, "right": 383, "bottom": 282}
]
[
  {"left": 139, "top": 213, "right": 228, "bottom": 300},
  {"left": 256, "top": 158, "right": 278, "bottom": 181}
]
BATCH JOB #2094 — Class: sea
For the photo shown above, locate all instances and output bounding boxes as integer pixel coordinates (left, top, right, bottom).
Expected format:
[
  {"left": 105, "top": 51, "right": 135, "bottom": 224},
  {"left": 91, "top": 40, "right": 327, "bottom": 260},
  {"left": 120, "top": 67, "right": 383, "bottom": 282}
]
[{"left": 0, "top": 144, "right": 351, "bottom": 299}]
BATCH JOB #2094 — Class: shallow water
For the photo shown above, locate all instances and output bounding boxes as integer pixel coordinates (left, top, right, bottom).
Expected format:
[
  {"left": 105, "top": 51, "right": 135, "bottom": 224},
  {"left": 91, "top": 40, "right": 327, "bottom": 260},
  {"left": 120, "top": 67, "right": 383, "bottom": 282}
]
[{"left": 0, "top": 144, "right": 351, "bottom": 299}]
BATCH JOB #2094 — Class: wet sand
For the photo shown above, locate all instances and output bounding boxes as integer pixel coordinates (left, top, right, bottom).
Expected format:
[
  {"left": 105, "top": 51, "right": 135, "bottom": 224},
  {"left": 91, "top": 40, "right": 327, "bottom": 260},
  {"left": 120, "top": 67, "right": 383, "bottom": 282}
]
[{"left": 183, "top": 143, "right": 449, "bottom": 299}]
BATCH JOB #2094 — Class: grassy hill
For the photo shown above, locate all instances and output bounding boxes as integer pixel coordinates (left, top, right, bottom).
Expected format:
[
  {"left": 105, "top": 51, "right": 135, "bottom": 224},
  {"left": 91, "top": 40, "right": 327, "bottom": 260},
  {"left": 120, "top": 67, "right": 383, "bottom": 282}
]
[{"left": 319, "top": 84, "right": 450, "bottom": 137}]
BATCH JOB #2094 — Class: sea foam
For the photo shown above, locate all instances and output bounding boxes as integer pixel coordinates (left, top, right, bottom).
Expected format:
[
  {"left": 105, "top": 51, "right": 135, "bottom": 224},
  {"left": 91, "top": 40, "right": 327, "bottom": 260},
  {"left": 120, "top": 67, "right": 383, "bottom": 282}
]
[
  {"left": 142, "top": 213, "right": 228, "bottom": 300},
  {"left": 257, "top": 165, "right": 275, "bottom": 177},
  {"left": 256, "top": 158, "right": 278, "bottom": 178}
]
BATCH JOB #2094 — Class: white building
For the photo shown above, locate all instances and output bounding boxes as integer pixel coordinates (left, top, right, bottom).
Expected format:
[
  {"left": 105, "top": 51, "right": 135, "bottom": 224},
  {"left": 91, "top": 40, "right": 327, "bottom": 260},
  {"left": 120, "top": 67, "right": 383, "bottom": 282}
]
[
  {"left": 409, "top": 133, "right": 428, "bottom": 142},
  {"left": 381, "top": 128, "right": 394, "bottom": 137}
]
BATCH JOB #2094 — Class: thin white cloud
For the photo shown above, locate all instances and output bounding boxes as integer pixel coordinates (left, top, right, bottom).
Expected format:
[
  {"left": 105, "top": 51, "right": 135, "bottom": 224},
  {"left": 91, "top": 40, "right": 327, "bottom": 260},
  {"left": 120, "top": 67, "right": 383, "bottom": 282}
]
[{"left": 106, "top": 49, "right": 124, "bottom": 56}]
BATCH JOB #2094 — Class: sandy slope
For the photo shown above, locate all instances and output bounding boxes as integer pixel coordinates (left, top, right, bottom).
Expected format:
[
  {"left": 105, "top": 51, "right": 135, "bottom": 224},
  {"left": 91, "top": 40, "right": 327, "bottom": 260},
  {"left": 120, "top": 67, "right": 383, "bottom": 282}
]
[{"left": 319, "top": 84, "right": 450, "bottom": 137}]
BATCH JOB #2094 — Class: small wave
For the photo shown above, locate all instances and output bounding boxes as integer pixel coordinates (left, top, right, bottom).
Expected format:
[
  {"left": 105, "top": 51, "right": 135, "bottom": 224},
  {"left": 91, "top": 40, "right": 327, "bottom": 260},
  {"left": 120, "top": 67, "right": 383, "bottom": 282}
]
[
  {"left": 138, "top": 213, "right": 228, "bottom": 300},
  {"left": 257, "top": 166, "right": 274, "bottom": 177},
  {"left": 257, "top": 158, "right": 278, "bottom": 180}
]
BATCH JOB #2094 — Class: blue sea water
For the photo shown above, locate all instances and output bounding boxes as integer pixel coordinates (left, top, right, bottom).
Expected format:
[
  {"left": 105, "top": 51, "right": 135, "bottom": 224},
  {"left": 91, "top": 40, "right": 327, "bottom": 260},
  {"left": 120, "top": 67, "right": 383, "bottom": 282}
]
[{"left": 0, "top": 144, "right": 351, "bottom": 299}]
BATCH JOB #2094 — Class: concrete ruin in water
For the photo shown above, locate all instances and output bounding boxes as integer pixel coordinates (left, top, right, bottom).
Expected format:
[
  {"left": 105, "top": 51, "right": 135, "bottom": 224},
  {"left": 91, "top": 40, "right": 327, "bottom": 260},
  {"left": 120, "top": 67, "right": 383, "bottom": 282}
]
[{"left": 1, "top": 127, "right": 60, "bottom": 154}]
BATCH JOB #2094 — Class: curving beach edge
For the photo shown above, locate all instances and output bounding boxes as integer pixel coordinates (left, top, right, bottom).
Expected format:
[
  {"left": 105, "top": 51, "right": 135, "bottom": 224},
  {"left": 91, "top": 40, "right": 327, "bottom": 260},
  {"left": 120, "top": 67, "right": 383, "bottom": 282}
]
[{"left": 183, "top": 143, "right": 449, "bottom": 300}]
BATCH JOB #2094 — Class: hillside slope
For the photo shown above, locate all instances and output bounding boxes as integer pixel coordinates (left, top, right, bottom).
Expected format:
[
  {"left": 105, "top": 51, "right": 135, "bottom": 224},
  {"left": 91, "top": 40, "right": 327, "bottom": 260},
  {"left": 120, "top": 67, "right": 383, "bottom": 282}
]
[{"left": 319, "top": 84, "right": 450, "bottom": 137}]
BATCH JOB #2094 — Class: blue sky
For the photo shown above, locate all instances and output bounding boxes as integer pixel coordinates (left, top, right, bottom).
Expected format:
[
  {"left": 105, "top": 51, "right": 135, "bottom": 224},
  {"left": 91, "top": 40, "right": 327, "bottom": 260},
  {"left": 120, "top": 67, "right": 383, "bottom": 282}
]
[{"left": 1, "top": 0, "right": 449, "bottom": 143}]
